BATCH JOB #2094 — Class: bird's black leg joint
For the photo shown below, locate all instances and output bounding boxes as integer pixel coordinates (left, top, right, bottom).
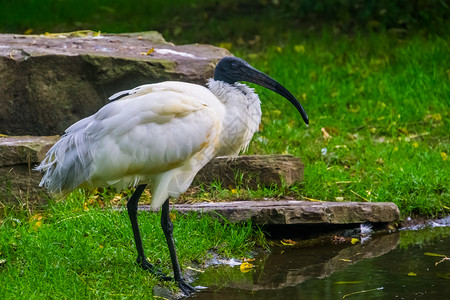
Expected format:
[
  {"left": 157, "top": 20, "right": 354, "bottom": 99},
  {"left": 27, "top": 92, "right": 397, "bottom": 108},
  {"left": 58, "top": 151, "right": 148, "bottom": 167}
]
[
  {"left": 161, "top": 199, "right": 196, "bottom": 295},
  {"left": 127, "top": 184, "right": 170, "bottom": 280}
]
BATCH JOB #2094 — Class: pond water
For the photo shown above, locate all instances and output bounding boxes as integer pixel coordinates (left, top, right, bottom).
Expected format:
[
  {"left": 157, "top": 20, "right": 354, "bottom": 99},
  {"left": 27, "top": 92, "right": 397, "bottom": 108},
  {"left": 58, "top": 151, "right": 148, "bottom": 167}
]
[{"left": 191, "top": 219, "right": 450, "bottom": 300}]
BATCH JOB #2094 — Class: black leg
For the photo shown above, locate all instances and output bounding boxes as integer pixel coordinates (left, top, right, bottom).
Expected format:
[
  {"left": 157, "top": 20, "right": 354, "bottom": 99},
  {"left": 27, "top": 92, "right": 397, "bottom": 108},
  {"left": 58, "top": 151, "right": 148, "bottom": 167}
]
[
  {"left": 161, "top": 199, "right": 196, "bottom": 296},
  {"left": 127, "top": 184, "right": 170, "bottom": 280}
]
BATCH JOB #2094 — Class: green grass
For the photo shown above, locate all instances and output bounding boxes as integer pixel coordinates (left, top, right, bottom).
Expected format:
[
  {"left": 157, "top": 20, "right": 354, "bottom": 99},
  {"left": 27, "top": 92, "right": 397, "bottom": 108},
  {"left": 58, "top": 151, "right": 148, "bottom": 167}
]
[
  {"left": 1, "top": 0, "right": 448, "bottom": 42},
  {"left": 0, "top": 192, "right": 261, "bottom": 298},
  {"left": 230, "top": 32, "right": 449, "bottom": 217},
  {"left": 185, "top": 32, "right": 449, "bottom": 218}
]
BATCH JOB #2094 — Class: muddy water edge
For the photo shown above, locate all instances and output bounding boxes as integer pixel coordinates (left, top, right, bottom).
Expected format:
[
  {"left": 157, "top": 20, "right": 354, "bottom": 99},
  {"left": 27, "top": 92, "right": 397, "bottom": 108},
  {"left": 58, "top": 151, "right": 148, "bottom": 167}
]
[{"left": 191, "top": 218, "right": 450, "bottom": 299}]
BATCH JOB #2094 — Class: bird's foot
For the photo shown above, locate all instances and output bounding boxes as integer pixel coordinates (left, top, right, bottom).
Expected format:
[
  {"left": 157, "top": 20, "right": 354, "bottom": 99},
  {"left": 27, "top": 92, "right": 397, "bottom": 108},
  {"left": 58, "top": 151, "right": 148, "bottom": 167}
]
[
  {"left": 136, "top": 257, "right": 172, "bottom": 281},
  {"left": 136, "top": 257, "right": 195, "bottom": 295},
  {"left": 176, "top": 278, "right": 196, "bottom": 296}
]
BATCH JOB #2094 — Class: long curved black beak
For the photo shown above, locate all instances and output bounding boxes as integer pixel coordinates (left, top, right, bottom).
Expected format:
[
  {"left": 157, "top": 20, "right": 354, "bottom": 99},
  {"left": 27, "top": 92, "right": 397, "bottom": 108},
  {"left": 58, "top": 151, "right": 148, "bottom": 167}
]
[
  {"left": 244, "top": 68, "right": 309, "bottom": 125},
  {"left": 214, "top": 57, "right": 309, "bottom": 125}
]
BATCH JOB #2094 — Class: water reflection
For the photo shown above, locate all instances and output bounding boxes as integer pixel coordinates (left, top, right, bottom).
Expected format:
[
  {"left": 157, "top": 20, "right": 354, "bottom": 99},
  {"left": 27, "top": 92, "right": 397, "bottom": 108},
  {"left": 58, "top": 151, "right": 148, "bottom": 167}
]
[{"left": 192, "top": 225, "right": 450, "bottom": 300}]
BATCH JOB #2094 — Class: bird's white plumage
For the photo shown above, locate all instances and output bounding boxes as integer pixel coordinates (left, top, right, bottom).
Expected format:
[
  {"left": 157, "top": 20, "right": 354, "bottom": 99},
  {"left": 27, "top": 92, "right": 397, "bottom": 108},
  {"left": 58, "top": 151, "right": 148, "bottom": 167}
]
[
  {"left": 37, "top": 80, "right": 261, "bottom": 209},
  {"left": 207, "top": 80, "right": 261, "bottom": 155},
  {"left": 35, "top": 56, "right": 306, "bottom": 296}
]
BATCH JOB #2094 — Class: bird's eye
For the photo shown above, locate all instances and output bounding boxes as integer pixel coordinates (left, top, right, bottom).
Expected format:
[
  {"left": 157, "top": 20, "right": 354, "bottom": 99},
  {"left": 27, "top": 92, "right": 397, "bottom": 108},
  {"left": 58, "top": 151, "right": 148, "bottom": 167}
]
[{"left": 230, "top": 62, "right": 238, "bottom": 70}]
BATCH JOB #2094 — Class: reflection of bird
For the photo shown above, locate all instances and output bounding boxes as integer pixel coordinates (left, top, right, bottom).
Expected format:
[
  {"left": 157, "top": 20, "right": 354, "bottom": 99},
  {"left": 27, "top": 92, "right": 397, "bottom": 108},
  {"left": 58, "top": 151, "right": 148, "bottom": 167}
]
[
  {"left": 360, "top": 223, "right": 373, "bottom": 244},
  {"left": 36, "top": 56, "right": 308, "bottom": 295}
]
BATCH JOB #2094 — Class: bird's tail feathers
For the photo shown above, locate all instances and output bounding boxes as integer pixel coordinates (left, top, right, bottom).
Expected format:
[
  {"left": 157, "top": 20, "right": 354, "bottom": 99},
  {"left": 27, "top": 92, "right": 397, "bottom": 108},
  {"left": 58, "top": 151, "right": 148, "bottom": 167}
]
[{"left": 35, "top": 131, "right": 94, "bottom": 195}]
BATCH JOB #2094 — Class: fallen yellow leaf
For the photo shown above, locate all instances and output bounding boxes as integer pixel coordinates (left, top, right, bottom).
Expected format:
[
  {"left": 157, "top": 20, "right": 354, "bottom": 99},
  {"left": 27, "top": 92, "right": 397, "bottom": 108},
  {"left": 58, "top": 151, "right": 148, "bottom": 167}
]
[
  {"left": 240, "top": 262, "right": 255, "bottom": 273},
  {"left": 335, "top": 281, "right": 362, "bottom": 284},
  {"left": 30, "top": 213, "right": 44, "bottom": 230},
  {"left": 425, "top": 113, "right": 442, "bottom": 122},
  {"left": 321, "top": 127, "right": 332, "bottom": 140},
  {"left": 186, "top": 266, "right": 204, "bottom": 273},
  {"left": 424, "top": 252, "right": 446, "bottom": 257},
  {"left": 351, "top": 238, "right": 360, "bottom": 244},
  {"left": 31, "top": 213, "right": 43, "bottom": 220},
  {"left": 281, "top": 239, "right": 297, "bottom": 246},
  {"left": 146, "top": 47, "right": 155, "bottom": 55},
  {"left": 302, "top": 196, "right": 323, "bottom": 202},
  {"left": 398, "top": 127, "right": 409, "bottom": 135}
]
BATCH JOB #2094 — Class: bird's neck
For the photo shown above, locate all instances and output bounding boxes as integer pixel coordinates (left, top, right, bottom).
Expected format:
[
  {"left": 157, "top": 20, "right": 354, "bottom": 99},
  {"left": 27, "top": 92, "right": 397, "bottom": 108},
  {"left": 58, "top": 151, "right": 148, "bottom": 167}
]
[{"left": 207, "top": 79, "right": 262, "bottom": 156}]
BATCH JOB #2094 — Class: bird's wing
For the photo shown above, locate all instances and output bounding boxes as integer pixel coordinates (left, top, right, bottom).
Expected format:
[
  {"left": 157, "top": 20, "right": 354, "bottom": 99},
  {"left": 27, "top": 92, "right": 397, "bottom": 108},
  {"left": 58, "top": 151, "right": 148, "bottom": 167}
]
[
  {"left": 108, "top": 81, "right": 214, "bottom": 102},
  {"left": 85, "top": 82, "right": 224, "bottom": 187},
  {"left": 38, "top": 82, "right": 224, "bottom": 194}
]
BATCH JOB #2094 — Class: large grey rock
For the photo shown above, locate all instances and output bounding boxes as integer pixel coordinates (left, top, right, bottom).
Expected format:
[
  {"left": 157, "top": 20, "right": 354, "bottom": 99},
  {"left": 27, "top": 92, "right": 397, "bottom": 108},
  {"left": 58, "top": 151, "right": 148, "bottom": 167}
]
[
  {"left": 144, "top": 200, "right": 400, "bottom": 225},
  {"left": 0, "top": 31, "right": 231, "bottom": 135}
]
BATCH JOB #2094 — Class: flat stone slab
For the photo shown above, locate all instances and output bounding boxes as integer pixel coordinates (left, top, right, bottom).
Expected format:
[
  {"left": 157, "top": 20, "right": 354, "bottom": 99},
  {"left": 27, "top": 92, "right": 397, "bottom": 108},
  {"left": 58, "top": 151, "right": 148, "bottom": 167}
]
[
  {"left": 139, "top": 200, "right": 400, "bottom": 225},
  {"left": 0, "top": 135, "right": 60, "bottom": 167},
  {"left": 0, "top": 136, "right": 60, "bottom": 205}
]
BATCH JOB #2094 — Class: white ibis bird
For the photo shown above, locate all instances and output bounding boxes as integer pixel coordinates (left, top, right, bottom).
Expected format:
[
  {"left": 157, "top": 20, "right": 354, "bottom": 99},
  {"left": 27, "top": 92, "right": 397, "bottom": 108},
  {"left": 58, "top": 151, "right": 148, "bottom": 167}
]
[{"left": 36, "top": 56, "right": 308, "bottom": 295}]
